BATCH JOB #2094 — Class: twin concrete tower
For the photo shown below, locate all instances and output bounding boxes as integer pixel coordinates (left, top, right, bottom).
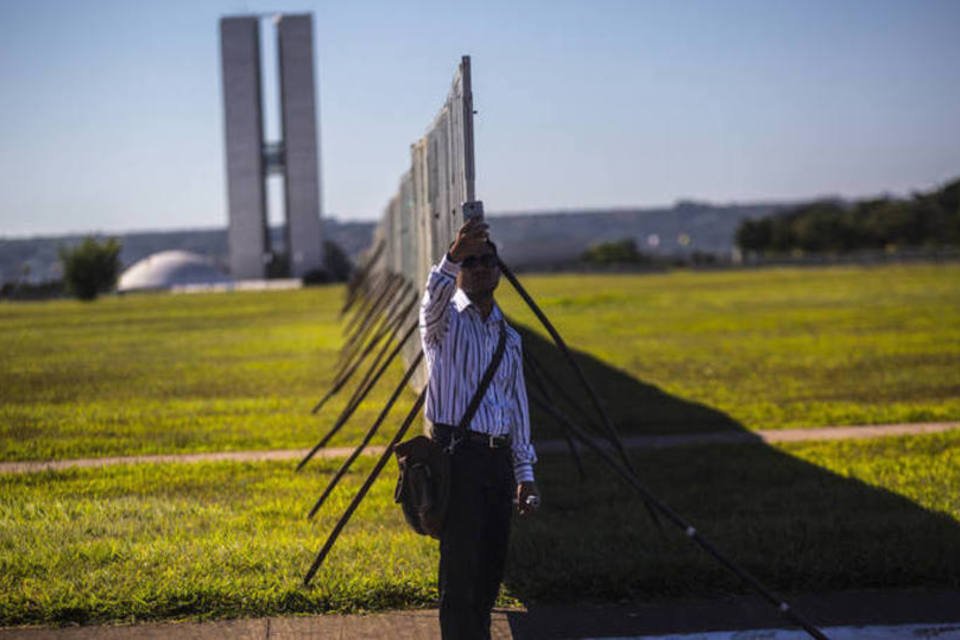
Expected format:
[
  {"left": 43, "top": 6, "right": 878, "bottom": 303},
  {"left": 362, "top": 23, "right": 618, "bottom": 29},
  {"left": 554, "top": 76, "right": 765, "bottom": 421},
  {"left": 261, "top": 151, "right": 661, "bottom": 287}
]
[{"left": 220, "top": 14, "right": 322, "bottom": 279}]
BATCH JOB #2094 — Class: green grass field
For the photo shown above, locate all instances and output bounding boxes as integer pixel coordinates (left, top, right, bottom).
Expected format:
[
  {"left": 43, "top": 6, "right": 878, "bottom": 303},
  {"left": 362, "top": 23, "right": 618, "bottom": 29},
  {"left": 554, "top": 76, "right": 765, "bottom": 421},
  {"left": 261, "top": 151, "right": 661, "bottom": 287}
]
[
  {"left": 0, "top": 287, "right": 405, "bottom": 461},
  {"left": 1, "top": 263, "right": 959, "bottom": 625},
  {"left": 2, "top": 264, "right": 958, "bottom": 462},
  {"left": 1, "top": 432, "right": 958, "bottom": 625},
  {"left": 497, "top": 263, "right": 960, "bottom": 432}
]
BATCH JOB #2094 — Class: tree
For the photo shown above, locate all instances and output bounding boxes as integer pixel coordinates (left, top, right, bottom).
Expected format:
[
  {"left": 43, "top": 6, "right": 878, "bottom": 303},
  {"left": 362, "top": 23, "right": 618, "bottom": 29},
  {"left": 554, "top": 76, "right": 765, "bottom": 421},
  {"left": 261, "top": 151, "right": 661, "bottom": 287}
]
[
  {"left": 59, "top": 237, "right": 122, "bottom": 301},
  {"left": 734, "top": 177, "right": 960, "bottom": 254},
  {"left": 323, "top": 240, "right": 353, "bottom": 282},
  {"left": 580, "top": 238, "right": 650, "bottom": 264},
  {"left": 790, "top": 202, "right": 849, "bottom": 252},
  {"left": 302, "top": 240, "right": 354, "bottom": 285},
  {"left": 735, "top": 218, "right": 773, "bottom": 253}
]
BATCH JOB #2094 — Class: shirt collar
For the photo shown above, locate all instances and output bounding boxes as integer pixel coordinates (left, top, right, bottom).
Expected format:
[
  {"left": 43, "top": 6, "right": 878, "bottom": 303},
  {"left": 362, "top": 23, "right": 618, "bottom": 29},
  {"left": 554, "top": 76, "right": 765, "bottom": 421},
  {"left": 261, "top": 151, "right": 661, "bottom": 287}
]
[{"left": 453, "top": 288, "right": 503, "bottom": 324}]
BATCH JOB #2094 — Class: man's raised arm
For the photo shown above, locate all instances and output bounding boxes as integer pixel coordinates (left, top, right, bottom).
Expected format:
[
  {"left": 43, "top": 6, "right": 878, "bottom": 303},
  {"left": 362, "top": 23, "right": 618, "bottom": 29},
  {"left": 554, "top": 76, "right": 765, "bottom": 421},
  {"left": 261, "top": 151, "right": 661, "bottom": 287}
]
[
  {"left": 419, "top": 254, "right": 461, "bottom": 348},
  {"left": 419, "top": 218, "right": 491, "bottom": 348}
]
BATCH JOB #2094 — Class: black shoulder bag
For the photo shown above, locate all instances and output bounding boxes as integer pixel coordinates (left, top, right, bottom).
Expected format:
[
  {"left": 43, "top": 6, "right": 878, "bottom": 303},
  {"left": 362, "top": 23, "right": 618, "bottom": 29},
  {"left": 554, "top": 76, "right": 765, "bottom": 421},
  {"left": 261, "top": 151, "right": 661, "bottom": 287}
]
[{"left": 393, "top": 320, "right": 507, "bottom": 538}]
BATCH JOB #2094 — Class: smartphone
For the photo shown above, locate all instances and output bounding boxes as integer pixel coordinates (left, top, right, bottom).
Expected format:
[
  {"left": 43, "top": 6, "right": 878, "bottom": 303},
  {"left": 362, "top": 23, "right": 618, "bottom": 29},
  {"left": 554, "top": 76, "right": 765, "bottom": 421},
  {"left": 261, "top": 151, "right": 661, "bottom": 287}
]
[{"left": 462, "top": 200, "right": 484, "bottom": 222}]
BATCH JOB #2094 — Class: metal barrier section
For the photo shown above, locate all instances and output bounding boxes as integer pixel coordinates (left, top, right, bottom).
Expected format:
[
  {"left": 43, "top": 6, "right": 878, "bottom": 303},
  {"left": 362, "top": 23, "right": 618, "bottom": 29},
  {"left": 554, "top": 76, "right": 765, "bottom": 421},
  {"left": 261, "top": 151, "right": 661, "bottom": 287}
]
[
  {"left": 366, "top": 56, "right": 476, "bottom": 390},
  {"left": 377, "top": 55, "right": 474, "bottom": 287}
]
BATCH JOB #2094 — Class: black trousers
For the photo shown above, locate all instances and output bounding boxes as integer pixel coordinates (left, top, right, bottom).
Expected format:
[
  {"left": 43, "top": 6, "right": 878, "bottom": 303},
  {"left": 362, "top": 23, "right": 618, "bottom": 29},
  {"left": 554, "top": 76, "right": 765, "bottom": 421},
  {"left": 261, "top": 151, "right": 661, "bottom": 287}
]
[{"left": 437, "top": 441, "right": 514, "bottom": 640}]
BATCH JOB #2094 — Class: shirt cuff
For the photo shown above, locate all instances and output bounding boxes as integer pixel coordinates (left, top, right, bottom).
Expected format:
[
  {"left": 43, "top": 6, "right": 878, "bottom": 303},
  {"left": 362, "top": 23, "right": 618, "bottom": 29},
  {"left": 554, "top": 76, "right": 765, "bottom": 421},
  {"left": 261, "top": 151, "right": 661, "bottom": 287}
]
[
  {"left": 514, "top": 462, "right": 535, "bottom": 484},
  {"left": 438, "top": 254, "right": 461, "bottom": 279}
]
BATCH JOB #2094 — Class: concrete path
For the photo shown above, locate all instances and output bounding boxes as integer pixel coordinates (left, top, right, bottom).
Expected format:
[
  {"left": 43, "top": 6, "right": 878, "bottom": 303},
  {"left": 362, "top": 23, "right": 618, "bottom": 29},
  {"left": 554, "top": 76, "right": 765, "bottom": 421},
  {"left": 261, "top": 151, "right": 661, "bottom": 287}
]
[
  {"left": 2, "top": 422, "right": 957, "bottom": 475},
  {"left": 3, "top": 589, "right": 959, "bottom": 639}
]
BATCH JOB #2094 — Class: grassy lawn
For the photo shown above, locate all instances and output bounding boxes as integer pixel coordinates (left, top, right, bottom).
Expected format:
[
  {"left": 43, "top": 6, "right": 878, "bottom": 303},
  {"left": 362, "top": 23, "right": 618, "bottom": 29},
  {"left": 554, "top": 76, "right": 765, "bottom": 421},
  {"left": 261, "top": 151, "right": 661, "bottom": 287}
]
[
  {"left": 1, "top": 431, "right": 958, "bottom": 625},
  {"left": 498, "top": 263, "right": 960, "bottom": 431},
  {"left": 1, "top": 264, "right": 959, "bottom": 625},
  {"left": 1, "top": 264, "right": 958, "bottom": 462},
  {"left": 0, "top": 288, "right": 410, "bottom": 461}
]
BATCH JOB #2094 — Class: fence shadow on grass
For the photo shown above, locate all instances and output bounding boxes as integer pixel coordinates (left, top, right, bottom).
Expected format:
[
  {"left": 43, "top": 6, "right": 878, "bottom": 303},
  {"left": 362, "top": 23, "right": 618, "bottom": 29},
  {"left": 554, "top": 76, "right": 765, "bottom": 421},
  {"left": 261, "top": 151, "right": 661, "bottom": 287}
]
[{"left": 502, "top": 323, "right": 960, "bottom": 637}]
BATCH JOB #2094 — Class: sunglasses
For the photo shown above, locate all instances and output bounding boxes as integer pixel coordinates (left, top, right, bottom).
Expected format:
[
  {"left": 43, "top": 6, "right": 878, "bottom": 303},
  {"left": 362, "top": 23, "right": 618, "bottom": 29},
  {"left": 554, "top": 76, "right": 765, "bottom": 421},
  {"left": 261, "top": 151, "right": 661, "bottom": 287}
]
[{"left": 461, "top": 254, "right": 498, "bottom": 269}]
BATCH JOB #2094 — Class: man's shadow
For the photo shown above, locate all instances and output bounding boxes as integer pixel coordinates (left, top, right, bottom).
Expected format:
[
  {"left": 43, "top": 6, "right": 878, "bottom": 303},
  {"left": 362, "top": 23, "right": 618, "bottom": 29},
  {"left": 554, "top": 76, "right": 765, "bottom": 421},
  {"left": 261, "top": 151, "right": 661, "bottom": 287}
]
[{"left": 500, "top": 324, "right": 960, "bottom": 638}]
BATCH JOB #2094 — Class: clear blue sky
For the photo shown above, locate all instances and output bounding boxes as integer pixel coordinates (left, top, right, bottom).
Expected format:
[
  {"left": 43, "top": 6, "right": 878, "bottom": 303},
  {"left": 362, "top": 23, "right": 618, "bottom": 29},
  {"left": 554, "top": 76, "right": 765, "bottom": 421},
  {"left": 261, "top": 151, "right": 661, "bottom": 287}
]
[{"left": 1, "top": 0, "right": 958, "bottom": 237}]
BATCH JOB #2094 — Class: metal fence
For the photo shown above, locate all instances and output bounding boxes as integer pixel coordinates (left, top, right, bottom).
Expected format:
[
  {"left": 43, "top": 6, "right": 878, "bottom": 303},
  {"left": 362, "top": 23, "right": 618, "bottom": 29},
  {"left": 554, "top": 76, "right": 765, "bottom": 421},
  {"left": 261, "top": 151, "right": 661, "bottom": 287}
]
[
  {"left": 363, "top": 56, "right": 476, "bottom": 389},
  {"left": 371, "top": 56, "right": 474, "bottom": 290}
]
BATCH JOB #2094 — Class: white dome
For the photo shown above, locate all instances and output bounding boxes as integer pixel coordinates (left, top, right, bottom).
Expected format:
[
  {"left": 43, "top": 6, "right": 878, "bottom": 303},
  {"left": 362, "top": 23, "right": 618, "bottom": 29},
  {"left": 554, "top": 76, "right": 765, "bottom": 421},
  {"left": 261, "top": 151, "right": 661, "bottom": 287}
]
[{"left": 118, "top": 250, "right": 232, "bottom": 292}]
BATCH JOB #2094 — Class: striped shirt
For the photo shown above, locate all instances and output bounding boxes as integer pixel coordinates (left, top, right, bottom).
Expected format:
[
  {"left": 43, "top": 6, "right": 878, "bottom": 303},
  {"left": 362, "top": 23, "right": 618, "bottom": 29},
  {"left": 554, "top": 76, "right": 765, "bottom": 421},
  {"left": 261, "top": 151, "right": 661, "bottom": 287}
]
[{"left": 419, "top": 255, "right": 537, "bottom": 483}]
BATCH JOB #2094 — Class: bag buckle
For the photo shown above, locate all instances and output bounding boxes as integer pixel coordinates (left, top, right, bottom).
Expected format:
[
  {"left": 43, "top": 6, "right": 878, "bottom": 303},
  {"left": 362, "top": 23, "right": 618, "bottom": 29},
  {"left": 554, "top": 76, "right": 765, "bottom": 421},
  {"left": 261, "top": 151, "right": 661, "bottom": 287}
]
[{"left": 445, "top": 434, "right": 460, "bottom": 454}]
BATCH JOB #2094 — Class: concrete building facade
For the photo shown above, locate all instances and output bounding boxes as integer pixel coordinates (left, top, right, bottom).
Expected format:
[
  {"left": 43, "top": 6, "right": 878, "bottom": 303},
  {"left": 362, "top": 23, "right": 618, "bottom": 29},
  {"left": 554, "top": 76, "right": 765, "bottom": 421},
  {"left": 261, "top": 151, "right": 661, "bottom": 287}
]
[
  {"left": 220, "top": 16, "right": 268, "bottom": 280},
  {"left": 277, "top": 15, "right": 323, "bottom": 278},
  {"left": 219, "top": 13, "right": 323, "bottom": 280}
]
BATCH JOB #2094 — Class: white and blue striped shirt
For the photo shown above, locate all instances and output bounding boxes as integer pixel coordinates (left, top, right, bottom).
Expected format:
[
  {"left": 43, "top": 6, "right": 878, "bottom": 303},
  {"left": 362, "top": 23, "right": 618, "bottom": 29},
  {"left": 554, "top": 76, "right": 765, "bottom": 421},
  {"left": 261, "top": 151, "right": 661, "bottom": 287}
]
[{"left": 419, "top": 255, "right": 537, "bottom": 483}]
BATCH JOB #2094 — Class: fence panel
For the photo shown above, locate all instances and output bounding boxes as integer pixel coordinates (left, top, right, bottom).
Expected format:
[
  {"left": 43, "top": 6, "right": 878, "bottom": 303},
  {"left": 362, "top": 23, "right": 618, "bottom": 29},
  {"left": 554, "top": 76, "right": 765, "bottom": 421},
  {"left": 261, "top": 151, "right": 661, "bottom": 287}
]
[{"left": 365, "top": 56, "right": 476, "bottom": 390}]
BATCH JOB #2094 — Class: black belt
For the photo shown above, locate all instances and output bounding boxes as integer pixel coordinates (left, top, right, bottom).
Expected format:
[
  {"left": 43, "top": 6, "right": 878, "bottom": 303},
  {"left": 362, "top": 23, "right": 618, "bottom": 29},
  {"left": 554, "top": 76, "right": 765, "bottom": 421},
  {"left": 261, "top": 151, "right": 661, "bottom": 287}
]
[{"left": 431, "top": 423, "right": 511, "bottom": 449}]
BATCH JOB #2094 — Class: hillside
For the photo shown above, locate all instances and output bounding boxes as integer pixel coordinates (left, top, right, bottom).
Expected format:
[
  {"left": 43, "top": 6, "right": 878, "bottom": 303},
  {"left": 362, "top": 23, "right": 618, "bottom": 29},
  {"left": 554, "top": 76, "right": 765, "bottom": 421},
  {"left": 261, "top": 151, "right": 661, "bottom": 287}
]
[
  {"left": 0, "top": 220, "right": 374, "bottom": 284},
  {"left": 1, "top": 201, "right": 793, "bottom": 283},
  {"left": 490, "top": 201, "right": 788, "bottom": 269}
]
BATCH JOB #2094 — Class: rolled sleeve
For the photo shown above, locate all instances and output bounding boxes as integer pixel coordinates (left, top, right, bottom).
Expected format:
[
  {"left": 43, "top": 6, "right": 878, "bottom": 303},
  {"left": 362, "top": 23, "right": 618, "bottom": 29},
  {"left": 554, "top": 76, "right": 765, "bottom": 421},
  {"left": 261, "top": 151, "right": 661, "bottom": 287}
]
[
  {"left": 512, "top": 445, "right": 537, "bottom": 484},
  {"left": 438, "top": 253, "right": 461, "bottom": 279}
]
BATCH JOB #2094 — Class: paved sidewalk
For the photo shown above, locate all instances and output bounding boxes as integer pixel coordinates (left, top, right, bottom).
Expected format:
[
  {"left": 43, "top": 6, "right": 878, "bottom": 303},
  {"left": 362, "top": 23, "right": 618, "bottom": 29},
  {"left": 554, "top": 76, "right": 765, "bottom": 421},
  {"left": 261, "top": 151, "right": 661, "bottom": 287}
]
[
  {"left": 0, "top": 609, "right": 493, "bottom": 640},
  {"left": 1, "top": 422, "right": 957, "bottom": 475},
  {"left": 3, "top": 589, "right": 959, "bottom": 639}
]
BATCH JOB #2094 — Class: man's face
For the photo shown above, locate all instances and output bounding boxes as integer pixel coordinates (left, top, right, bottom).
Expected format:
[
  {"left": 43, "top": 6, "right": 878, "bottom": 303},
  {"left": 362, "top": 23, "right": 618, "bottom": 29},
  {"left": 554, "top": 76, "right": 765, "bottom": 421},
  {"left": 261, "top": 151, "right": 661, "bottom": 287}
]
[{"left": 456, "top": 244, "right": 500, "bottom": 297}]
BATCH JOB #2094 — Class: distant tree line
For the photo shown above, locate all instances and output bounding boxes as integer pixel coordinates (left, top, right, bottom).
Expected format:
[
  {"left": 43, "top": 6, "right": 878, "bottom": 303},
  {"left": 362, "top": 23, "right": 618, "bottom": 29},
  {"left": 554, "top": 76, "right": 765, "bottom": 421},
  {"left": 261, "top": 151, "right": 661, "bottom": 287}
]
[
  {"left": 580, "top": 238, "right": 653, "bottom": 265},
  {"left": 3, "top": 236, "right": 355, "bottom": 301},
  {"left": 579, "top": 238, "right": 720, "bottom": 269},
  {"left": 2, "top": 237, "right": 124, "bottom": 301},
  {"left": 736, "top": 178, "right": 960, "bottom": 254}
]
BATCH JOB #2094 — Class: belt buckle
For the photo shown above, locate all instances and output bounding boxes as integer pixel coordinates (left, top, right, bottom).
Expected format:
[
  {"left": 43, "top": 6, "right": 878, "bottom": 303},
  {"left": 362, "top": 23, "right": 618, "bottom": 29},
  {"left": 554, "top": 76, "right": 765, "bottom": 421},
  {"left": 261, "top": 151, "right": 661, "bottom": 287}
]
[{"left": 446, "top": 433, "right": 460, "bottom": 454}]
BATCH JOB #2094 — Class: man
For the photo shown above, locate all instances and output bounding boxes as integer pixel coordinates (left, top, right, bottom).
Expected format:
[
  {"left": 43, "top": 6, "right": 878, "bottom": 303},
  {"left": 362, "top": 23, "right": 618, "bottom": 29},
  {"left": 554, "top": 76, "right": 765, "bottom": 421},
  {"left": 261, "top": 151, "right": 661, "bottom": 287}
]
[{"left": 420, "top": 217, "right": 540, "bottom": 640}]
